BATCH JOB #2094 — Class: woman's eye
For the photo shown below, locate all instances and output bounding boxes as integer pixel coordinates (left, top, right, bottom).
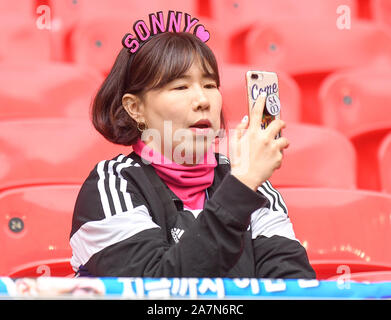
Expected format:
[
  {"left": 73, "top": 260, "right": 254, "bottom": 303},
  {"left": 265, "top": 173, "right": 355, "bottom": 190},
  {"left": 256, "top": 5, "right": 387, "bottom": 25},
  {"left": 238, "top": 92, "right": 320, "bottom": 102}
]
[
  {"left": 174, "top": 85, "right": 188, "bottom": 90},
  {"left": 205, "top": 83, "right": 217, "bottom": 89}
]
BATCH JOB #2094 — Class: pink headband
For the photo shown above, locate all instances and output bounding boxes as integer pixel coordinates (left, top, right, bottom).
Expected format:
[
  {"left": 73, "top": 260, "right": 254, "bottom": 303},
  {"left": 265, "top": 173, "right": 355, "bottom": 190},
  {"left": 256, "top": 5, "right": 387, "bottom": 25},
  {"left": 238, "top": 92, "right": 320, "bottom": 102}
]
[{"left": 122, "top": 10, "right": 210, "bottom": 55}]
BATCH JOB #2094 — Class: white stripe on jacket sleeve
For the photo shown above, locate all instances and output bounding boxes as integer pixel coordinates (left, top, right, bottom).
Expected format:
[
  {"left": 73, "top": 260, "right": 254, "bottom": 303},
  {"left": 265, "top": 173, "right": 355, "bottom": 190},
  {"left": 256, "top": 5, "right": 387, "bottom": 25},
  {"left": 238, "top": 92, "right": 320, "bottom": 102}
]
[
  {"left": 108, "top": 155, "right": 126, "bottom": 215},
  {"left": 70, "top": 205, "right": 160, "bottom": 272},
  {"left": 96, "top": 155, "right": 140, "bottom": 218},
  {"left": 251, "top": 181, "right": 297, "bottom": 241},
  {"left": 250, "top": 207, "right": 297, "bottom": 241},
  {"left": 97, "top": 160, "right": 112, "bottom": 219}
]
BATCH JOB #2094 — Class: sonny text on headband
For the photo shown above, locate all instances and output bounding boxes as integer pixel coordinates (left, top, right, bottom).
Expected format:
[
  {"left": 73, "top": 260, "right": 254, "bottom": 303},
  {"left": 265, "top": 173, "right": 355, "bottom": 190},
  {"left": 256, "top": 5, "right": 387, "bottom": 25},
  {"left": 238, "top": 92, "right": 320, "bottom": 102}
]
[{"left": 122, "top": 10, "right": 210, "bottom": 54}]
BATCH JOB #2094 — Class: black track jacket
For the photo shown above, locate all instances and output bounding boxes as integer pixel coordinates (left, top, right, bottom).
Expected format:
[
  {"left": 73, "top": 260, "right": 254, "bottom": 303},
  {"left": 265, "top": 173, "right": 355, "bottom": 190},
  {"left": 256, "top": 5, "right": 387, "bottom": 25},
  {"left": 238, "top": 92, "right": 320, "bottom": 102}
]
[{"left": 70, "top": 152, "right": 316, "bottom": 279}]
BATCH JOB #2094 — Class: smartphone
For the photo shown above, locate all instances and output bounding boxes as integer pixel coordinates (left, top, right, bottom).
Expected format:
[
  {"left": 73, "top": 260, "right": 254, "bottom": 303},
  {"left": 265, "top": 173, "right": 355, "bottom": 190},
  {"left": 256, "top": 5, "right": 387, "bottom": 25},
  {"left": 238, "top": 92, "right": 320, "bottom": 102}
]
[{"left": 245, "top": 71, "right": 281, "bottom": 138}]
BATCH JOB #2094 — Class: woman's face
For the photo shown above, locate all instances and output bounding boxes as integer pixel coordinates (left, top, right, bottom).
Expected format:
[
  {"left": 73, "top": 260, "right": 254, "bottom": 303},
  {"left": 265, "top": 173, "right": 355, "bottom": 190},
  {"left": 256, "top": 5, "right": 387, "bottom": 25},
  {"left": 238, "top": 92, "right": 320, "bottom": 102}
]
[{"left": 139, "top": 58, "right": 222, "bottom": 165}]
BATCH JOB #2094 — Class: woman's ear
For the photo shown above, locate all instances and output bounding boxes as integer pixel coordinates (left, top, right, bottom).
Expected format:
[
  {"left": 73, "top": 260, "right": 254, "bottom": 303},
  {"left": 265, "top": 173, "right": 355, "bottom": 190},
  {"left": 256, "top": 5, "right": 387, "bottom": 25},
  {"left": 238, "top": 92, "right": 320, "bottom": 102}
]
[{"left": 122, "top": 93, "right": 144, "bottom": 122}]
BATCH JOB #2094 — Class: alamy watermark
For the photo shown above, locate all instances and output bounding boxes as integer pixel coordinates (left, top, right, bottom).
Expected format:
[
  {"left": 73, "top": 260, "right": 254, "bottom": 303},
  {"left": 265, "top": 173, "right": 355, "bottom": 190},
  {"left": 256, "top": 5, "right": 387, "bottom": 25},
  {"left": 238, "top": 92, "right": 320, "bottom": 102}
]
[
  {"left": 336, "top": 4, "right": 351, "bottom": 30},
  {"left": 336, "top": 264, "right": 351, "bottom": 289},
  {"left": 36, "top": 5, "right": 51, "bottom": 30}
]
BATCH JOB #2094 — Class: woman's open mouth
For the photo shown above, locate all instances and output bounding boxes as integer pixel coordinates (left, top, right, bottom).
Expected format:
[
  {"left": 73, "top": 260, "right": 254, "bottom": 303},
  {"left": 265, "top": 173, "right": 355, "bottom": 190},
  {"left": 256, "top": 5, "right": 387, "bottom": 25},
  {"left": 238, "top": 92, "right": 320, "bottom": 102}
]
[{"left": 189, "top": 119, "right": 213, "bottom": 135}]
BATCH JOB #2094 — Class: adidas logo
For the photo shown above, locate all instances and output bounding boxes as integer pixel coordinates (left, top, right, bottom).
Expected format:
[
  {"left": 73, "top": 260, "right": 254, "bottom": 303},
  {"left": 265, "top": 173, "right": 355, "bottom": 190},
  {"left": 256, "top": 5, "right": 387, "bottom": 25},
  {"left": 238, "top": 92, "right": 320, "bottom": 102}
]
[
  {"left": 219, "top": 154, "right": 230, "bottom": 164},
  {"left": 171, "top": 228, "right": 185, "bottom": 243}
]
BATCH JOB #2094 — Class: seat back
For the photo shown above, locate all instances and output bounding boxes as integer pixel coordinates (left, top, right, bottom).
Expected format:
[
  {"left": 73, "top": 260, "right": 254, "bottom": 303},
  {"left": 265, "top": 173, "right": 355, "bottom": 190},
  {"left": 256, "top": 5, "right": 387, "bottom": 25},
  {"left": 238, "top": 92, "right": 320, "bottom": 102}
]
[
  {"left": 69, "top": 2, "right": 199, "bottom": 75},
  {"left": 0, "top": 185, "right": 80, "bottom": 276},
  {"left": 328, "top": 270, "right": 391, "bottom": 282},
  {"left": 245, "top": 19, "right": 391, "bottom": 75},
  {"left": 49, "top": 0, "right": 197, "bottom": 61},
  {"left": 0, "top": 62, "right": 103, "bottom": 119},
  {"left": 0, "top": 118, "right": 130, "bottom": 191},
  {"left": 378, "top": 132, "right": 391, "bottom": 194},
  {"left": 371, "top": 0, "right": 391, "bottom": 31},
  {"left": 8, "top": 259, "right": 74, "bottom": 278},
  {"left": 0, "top": 12, "right": 50, "bottom": 62},
  {"left": 319, "top": 62, "right": 391, "bottom": 139},
  {"left": 270, "top": 124, "right": 357, "bottom": 189},
  {"left": 279, "top": 188, "right": 391, "bottom": 279},
  {"left": 209, "top": 0, "right": 358, "bottom": 37}
]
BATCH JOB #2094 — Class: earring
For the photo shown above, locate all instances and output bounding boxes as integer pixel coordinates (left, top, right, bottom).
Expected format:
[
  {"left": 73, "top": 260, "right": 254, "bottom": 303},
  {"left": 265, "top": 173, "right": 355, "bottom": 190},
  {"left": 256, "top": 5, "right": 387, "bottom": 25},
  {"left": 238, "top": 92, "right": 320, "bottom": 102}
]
[{"left": 137, "top": 121, "right": 147, "bottom": 132}]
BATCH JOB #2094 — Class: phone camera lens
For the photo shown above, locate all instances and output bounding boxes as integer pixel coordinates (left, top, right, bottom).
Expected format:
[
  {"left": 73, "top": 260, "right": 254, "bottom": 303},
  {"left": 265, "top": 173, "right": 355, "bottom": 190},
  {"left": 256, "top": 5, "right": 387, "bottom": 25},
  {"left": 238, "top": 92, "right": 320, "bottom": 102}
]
[{"left": 251, "top": 74, "right": 258, "bottom": 80}]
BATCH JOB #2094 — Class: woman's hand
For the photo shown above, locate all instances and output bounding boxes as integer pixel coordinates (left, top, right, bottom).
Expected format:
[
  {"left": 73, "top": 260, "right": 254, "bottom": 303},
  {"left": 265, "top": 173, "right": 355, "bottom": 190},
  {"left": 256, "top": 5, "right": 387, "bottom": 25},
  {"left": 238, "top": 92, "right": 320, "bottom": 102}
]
[{"left": 229, "top": 92, "right": 290, "bottom": 191}]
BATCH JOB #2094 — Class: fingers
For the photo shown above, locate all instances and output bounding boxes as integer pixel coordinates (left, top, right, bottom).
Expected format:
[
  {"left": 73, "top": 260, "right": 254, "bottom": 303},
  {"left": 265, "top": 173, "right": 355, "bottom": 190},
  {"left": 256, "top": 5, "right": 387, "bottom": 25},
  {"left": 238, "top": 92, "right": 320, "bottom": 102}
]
[
  {"left": 233, "top": 115, "right": 249, "bottom": 140},
  {"left": 234, "top": 111, "right": 289, "bottom": 156},
  {"left": 275, "top": 136, "right": 290, "bottom": 150},
  {"left": 265, "top": 119, "right": 286, "bottom": 140},
  {"left": 248, "top": 92, "right": 267, "bottom": 131},
  {"left": 273, "top": 137, "right": 289, "bottom": 169},
  {"left": 237, "top": 115, "right": 249, "bottom": 130}
]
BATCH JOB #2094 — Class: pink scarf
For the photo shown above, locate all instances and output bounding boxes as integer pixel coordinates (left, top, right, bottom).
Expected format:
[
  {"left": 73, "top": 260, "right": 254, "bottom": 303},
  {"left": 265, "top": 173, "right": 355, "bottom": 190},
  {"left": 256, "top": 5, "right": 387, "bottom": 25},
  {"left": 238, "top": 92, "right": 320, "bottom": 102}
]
[{"left": 132, "top": 138, "right": 217, "bottom": 210}]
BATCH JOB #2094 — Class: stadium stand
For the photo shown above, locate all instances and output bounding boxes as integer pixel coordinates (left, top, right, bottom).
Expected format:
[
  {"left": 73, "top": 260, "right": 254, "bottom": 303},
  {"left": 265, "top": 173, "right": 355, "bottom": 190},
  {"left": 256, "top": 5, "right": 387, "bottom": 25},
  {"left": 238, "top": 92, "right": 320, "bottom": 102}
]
[
  {"left": 0, "top": 0, "right": 35, "bottom": 18},
  {"left": 0, "top": 185, "right": 79, "bottom": 277},
  {"left": 208, "top": 0, "right": 358, "bottom": 39},
  {"left": 0, "top": 61, "right": 103, "bottom": 119},
  {"left": 319, "top": 60, "right": 391, "bottom": 190},
  {"left": 351, "top": 129, "right": 391, "bottom": 191},
  {"left": 269, "top": 124, "right": 357, "bottom": 189},
  {"left": 244, "top": 17, "right": 391, "bottom": 125},
  {"left": 319, "top": 60, "right": 391, "bottom": 139},
  {"left": 0, "top": 0, "right": 390, "bottom": 287},
  {"left": 0, "top": 14, "right": 51, "bottom": 62},
  {"left": 280, "top": 187, "right": 391, "bottom": 279},
  {"left": 371, "top": 0, "right": 391, "bottom": 30},
  {"left": 328, "top": 270, "right": 391, "bottom": 282},
  {"left": 244, "top": 19, "right": 391, "bottom": 75},
  {"left": 50, "top": 0, "right": 198, "bottom": 65},
  {"left": 378, "top": 132, "right": 391, "bottom": 194},
  {"left": 0, "top": 118, "right": 130, "bottom": 191},
  {"left": 68, "top": 14, "right": 226, "bottom": 75}
]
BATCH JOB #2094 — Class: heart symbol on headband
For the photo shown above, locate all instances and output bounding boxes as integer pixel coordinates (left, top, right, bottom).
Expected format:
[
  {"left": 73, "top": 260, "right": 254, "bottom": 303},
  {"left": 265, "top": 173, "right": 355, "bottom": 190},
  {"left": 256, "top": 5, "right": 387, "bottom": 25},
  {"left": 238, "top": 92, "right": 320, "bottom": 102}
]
[{"left": 195, "top": 25, "right": 210, "bottom": 42}]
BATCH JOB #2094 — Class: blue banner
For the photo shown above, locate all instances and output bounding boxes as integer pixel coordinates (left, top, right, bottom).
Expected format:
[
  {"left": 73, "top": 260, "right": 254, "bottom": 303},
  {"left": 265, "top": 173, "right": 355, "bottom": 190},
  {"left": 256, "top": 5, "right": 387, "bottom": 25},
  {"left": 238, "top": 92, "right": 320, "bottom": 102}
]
[{"left": 0, "top": 277, "right": 390, "bottom": 299}]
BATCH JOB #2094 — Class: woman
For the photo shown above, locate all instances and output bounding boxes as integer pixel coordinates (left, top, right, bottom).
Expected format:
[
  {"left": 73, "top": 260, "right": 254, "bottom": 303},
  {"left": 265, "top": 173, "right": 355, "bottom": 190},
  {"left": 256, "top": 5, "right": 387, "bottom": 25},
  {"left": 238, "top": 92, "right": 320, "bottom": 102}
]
[{"left": 70, "top": 31, "right": 316, "bottom": 279}]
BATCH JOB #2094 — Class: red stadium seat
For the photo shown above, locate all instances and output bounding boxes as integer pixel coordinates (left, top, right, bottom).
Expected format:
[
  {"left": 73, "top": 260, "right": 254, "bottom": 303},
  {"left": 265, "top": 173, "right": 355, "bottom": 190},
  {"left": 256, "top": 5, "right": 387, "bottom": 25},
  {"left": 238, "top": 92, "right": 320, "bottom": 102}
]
[
  {"left": 244, "top": 18, "right": 391, "bottom": 75},
  {"left": 0, "top": 0, "right": 35, "bottom": 18},
  {"left": 69, "top": 14, "right": 149, "bottom": 75},
  {"left": 279, "top": 188, "right": 391, "bottom": 279},
  {"left": 9, "top": 259, "right": 74, "bottom": 278},
  {"left": 319, "top": 61, "right": 391, "bottom": 191},
  {"left": 49, "top": 0, "right": 197, "bottom": 61},
  {"left": 0, "top": 185, "right": 79, "bottom": 277},
  {"left": 269, "top": 124, "right": 357, "bottom": 189},
  {"left": 219, "top": 64, "right": 301, "bottom": 128},
  {"left": 378, "top": 132, "right": 391, "bottom": 194},
  {"left": 350, "top": 128, "right": 391, "bottom": 191},
  {"left": 70, "top": 6, "right": 222, "bottom": 74},
  {"left": 371, "top": 0, "right": 391, "bottom": 31},
  {"left": 209, "top": 0, "right": 358, "bottom": 39},
  {"left": 0, "top": 14, "right": 51, "bottom": 62},
  {"left": 197, "top": 17, "right": 230, "bottom": 64},
  {"left": 292, "top": 72, "right": 330, "bottom": 125},
  {"left": 0, "top": 61, "right": 103, "bottom": 119},
  {"left": 64, "top": 0, "right": 195, "bottom": 16},
  {"left": 46, "top": 0, "right": 82, "bottom": 61},
  {"left": 319, "top": 60, "right": 391, "bottom": 139},
  {"left": 328, "top": 270, "right": 391, "bottom": 282},
  {"left": 0, "top": 118, "right": 130, "bottom": 191}
]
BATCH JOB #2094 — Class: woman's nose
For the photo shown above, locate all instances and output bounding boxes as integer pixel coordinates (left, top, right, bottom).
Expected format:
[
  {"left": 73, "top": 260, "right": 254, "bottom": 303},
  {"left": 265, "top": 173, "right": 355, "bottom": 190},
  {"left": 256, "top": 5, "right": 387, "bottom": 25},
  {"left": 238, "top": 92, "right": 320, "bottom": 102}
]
[{"left": 192, "top": 85, "right": 210, "bottom": 111}]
